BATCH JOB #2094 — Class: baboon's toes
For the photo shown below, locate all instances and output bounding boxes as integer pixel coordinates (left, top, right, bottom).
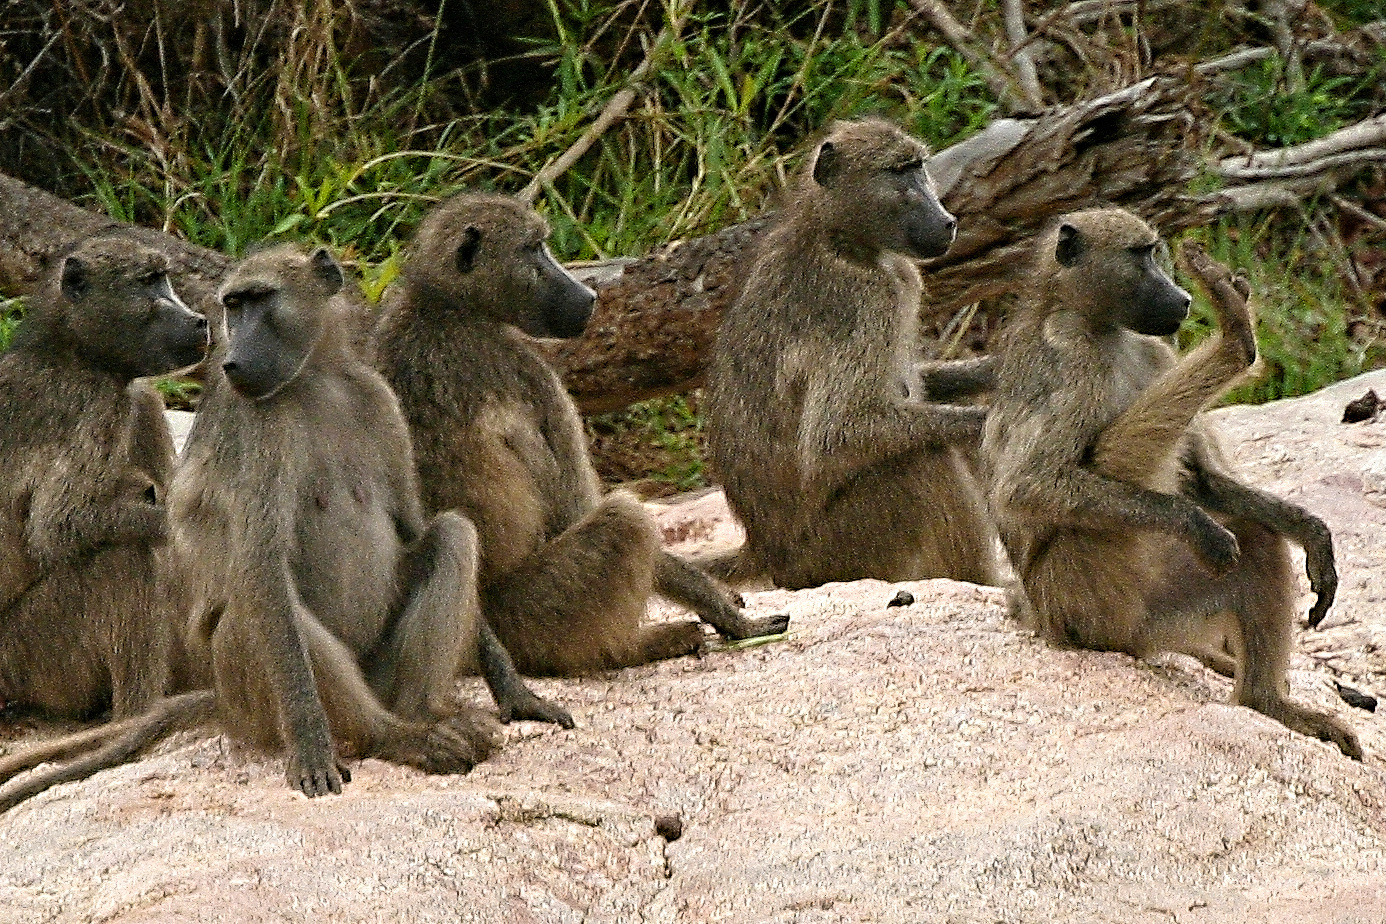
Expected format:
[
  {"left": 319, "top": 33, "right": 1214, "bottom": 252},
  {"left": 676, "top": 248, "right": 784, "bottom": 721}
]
[
  {"left": 1323, "top": 723, "right": 1364, "bottom": 762},
  {"left": 287, "top": 754, "right": 349, "bottom": 797},
  {"left": 1193, "top": 521, "right": 1240, "bottom": 575},
  {"left": 430, "top": 715, "right": 500, "bottom": 773},
  {"left": 1307, "top": 594, "right": 1332, "bottom": 629},
  {"left": 742, "top": 611, "right": 791, "bottom": 638},
  {"left": 499, "top": 692, "right": 575, "bottom": 729}
]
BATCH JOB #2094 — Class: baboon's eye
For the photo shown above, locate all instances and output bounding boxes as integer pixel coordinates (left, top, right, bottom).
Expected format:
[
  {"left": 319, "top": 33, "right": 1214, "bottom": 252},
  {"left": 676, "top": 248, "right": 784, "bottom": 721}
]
[
  {"left": 891, "top": 158, "right": 924, "bottom": 174},
  {"left": 138, "top": 270, "right": 164, "bottom": 286},
  {"left": 222, "top": 293, "right": 243, "bottom": 310}
]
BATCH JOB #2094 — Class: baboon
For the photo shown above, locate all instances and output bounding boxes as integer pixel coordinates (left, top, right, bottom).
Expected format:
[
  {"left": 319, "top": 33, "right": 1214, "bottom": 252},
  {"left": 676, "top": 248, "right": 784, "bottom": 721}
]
[
  {"left": 372, "top": 192, "right": 787, "bottom": 678},
  {"left": 982, "top": 208, "right": 1360, "bottom": 759},
  {"left": 0, "top": 233, "right": 206, "bottom": 721},
  {"left": 701, "top": 117, "right": 1001, "bottom": 590},
  {"left": 0, "top": 244, "right": 570, "bottom": 812}
]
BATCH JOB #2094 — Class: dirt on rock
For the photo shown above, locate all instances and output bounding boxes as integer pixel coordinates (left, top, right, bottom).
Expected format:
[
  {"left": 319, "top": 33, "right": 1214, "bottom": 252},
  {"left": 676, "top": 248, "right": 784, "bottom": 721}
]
[{"left": 2, "top": 372, "right": 1384, "bottom": 924}]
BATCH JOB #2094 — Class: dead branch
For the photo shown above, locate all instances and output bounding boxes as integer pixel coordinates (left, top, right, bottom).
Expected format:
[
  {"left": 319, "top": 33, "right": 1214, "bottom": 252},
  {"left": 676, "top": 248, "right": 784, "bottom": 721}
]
[
  {"left": 1216, "top": 113, "right": 1386, "bottom": 179},
  {"left": 909, "top": 0, "right": 1043, "bottom": 112},
  {"left": 519, "top": 7, "right": 689, "bottom": 204}
]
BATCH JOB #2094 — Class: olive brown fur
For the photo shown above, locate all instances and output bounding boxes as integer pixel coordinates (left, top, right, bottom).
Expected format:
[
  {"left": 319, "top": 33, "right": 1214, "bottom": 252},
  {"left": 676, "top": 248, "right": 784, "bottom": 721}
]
[
  {"left": 702, "top": 117, "right": 1001, "bottom": 590},
  {"left": 0, "top": 233, "right": 206, "bottom": 724},
  {"left": 0, "top": 244, "right": 570, "bottom": 813},
  {"left": 981, "top": 208, "right": 1359, "bottom": 760},
  {"left": 372, "top": 192, "right": 788, "bottom": 677}
]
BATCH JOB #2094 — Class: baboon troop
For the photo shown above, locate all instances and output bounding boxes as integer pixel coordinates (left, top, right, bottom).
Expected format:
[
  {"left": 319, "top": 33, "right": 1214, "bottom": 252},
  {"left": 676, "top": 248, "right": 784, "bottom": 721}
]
[
  {"left": 703, "top": 117, "right": 1000, "bottom": 589},
  {"left": 982, "top": 208, "right": 1359, "bottom": 759},
  {"left": 0, "top": 244, "right": 565, "bottom": 809},
  {"left": 0, "top": 126, "right": 1364, "bottom": 816},
  {"left": 0, "top": 234, "right": 206, "bottom": 722},
  {"left": 372, "top": 192, "right": 788, "bottom": 677}
]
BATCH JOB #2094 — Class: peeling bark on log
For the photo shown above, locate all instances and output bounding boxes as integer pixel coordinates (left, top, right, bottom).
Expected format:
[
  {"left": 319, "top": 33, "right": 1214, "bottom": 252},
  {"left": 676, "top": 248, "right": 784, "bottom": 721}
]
[
  {"left": 0, "top": 173, "right": 232, "bottom": 315},
  {"left": 1, "top": 67, "right": 1380, "bottom": 414},
  {"left": 543, "top": 218, "right": 772, "bottom": 414},
  {"left": 552, "top": 74, "right": 1209, "bottom": 411}
]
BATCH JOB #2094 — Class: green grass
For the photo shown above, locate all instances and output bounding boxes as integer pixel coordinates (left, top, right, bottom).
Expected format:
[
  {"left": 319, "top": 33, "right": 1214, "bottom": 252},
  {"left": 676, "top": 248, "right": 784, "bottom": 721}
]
[
  {"left": 0, "top": 297, "right": 24, "bottom": 353},
  {"left": 588, "top": 394, "right": 709, "bottom": 493},
  {"left": 1213, "top": 55, "right": 1370, "bottom": 148},
  {"left": 69, "top": 2, "right": 999, "bottom": 267}
]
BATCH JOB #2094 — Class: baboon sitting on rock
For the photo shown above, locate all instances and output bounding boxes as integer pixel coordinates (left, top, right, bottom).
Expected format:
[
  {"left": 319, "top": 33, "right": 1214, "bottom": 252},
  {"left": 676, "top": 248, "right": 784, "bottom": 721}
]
[
  {"left": 702, "top": 117, "right": 1001, "bottom": 590},
  {"left": 0, "top": 244, "right": 569, "bottom": 813},
  {"left": 982, "top": 208, "right": 1360, "bottom": 759},
  {"left": 372, "top": 192, "right": 787, "bottom": 677},
  {"left": 0, "top": 233, "right": 206, "bottom": 721}
]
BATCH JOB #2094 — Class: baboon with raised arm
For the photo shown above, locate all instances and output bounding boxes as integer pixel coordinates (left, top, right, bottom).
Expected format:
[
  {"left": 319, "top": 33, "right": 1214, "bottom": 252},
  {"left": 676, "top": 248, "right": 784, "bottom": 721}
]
[
  {"left": 982, "top": 208, "right": 1359, "bottom": 759},
  {"left": 0, "top": 233, "right": 206, "bottom": 722},
  {"left": 372, "top": 193, "right": 787, "bottom": 678},
  {"left": 0, "top": 244, "right": 571, "bottom": 812},
  {"left": 702, "top": 117, "right": 1001, "bottom": 590}
]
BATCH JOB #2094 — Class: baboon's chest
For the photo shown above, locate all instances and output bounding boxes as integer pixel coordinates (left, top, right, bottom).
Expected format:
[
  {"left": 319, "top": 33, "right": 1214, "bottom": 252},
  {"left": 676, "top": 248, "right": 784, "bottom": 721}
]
[{"left": 293, "top": 462, "right": 400, "bottom": 637}]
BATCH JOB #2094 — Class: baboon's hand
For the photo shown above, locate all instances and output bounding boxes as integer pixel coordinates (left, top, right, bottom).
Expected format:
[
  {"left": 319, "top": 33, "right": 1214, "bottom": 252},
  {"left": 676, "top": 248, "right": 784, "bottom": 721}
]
[
  {"left": 1304, "top": 541, "right": 1338, "bottom": 629},
  {"left": 286, "top": 746, "right": 349, "bottom": 798},
  {"left": 1188, "top": 512, "right": 1239, "bottom": 575}
]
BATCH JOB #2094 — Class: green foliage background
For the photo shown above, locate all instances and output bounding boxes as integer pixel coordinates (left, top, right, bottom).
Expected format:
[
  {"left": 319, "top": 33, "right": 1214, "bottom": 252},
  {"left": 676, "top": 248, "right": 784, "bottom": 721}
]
[{"left": 1, "top": 0, "right": 1383, "bottom": 486}]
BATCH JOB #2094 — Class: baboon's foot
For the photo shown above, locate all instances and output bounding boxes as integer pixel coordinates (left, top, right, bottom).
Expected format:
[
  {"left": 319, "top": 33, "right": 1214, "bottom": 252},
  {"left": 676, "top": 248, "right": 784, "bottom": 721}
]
[
  {"left": 716, "top": 609, "right": 791, "bottom": 640},
  {"left": 382, "top": 714, "right": 500, "bottom": 775},
  {"left": 496, "top": 687, "right": 575, "bottom": 729},
  {"left": 286, "top": 746, "right": 351, "bottom": 797},
  {"left": 1245, "top": 694, "right": 1363, "bottom": 761}
]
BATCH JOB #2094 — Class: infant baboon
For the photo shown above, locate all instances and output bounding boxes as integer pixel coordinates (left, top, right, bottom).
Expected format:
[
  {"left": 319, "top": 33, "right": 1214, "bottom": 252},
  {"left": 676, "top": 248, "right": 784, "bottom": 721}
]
[
  {"left": 372, "top": 192, "right": 787, "bottom": 677},
  {"left": 702, "top": 117, "right": 1000, "bottom": 590},
  {"left": 982, "top": 208, "right": 1359, "bottom": 759},
  {"left": 0, "top": 244, "right": 569, "bottom": 812},
  {"left": 0, "top": 233, "right": 206, "bottom": 721}
]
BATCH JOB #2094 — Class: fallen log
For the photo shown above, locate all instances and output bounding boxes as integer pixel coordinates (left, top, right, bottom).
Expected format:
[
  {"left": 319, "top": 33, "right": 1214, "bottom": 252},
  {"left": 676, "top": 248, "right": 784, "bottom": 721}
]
[
  {"left": 1, "top": 72, "right": 1379, "bottom": 413},
  {"left": 546, "top": 74, "right": 1209, "bottom": 411}
]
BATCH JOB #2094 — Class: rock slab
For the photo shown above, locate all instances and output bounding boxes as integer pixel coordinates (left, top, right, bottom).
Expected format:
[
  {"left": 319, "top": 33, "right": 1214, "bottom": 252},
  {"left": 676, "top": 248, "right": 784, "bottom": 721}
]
[{"left": 2, "top": 372, "right": 1384, "bottom": 924}]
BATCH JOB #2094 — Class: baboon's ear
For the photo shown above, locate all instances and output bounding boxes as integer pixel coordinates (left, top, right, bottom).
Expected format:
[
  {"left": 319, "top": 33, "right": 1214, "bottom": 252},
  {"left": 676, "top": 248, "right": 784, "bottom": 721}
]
[
  {"left": 309, "top": 247, "right": 344, "bottom": 294},
  {"left": 60, "top": 256, "right": 91, "bottom": 300},
  {"left": 812, "top": 141, "right": 839, "bottom": 186},
  {"left": 454, "top": 226, "right": 482, "bottom": 274},
  {"left": 1055, "top": 223, "right": 1083, "bottom": 268}
]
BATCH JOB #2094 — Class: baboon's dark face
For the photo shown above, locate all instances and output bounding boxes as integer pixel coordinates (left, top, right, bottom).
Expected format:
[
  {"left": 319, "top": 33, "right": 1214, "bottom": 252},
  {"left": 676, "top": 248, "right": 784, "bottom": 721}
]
[
  {"left": 1120, "top": 242, "right": 1190, "bottom": 336},
  {"left": 428, "top": 197, "right": 596, "bottom": 339},
  {"left": 58, "top": 241, "right": 209, "bottom": 379},
  {"left": 217, "top": 247, "right": 343, "bottom": 400},
  {"left": 892, "top": 163, "right": 957, "bottom": 260},
  {"left": 456, "top": 226, "right": 596, "bottom": 339},
  {"left": 811, "top": 124, "right": 956, "bottom": 261},
  {"left": 1053, "top": 213, "right": 1191, "bottom": 337}
]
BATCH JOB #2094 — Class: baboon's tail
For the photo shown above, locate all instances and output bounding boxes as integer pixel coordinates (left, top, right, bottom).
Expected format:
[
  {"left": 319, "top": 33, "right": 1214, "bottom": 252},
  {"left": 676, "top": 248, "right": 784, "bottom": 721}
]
[
  {"left": 693, "top": 543, "right": 767, "bottom": 587},
  {"left": 0, "top": 690, "right": 216, "bottom": 813}
]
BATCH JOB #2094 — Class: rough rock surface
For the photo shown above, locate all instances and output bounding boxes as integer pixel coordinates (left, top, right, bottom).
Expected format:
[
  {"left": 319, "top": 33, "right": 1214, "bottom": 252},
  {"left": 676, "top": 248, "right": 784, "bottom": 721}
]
[{"left": 3, "top": 372, "right": 1385, "bottom": 924}]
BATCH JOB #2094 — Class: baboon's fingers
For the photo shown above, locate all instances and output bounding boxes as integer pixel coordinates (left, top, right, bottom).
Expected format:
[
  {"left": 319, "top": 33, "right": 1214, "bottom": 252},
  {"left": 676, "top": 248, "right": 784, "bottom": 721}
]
[
  {"left": 1190, "top": 514, "right": 1240, "bottom": 575},
  {"left": 734, "top": 611, "right": 791, "bottom": 639},
  {"left": 1307, "top": 592, "right": 1333, "bottom": 630},
  {"left": 1304, "top": 543, "right": 1337, "bottom": 629},
  {"left": 1178, "top": 240, "right": 1256, "bottom": 362}
]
